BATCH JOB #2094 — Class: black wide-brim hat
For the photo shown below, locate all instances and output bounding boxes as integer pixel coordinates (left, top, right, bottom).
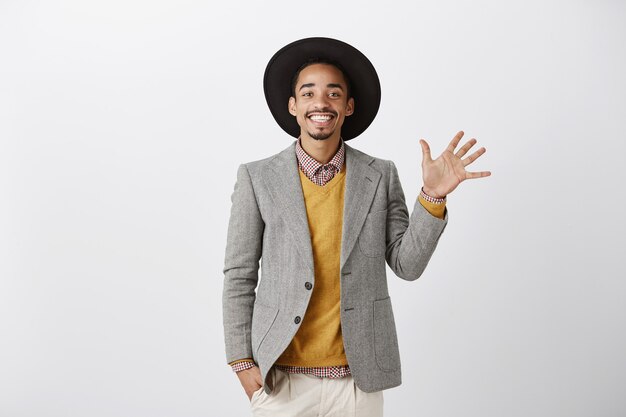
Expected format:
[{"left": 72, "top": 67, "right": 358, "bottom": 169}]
[{"left": 263, "top": 37, "right": 381, "bottom": 141}]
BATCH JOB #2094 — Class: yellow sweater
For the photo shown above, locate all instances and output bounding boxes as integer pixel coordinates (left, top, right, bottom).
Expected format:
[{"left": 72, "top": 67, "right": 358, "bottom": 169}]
[
  {"left": 275, "top": 163, "right": 349, "bottom": 366},
  {"left": 228, "top": 165, "right": 445, "bottom": 367}
]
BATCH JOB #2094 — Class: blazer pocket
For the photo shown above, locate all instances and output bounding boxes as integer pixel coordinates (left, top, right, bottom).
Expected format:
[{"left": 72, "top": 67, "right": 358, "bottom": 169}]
[
  {"left": 358, "top": 209, "right": 387, "bottom": 258},
  {"left": 373, "top": 296, "right": 401, "bottom": 372},
  {"left": 251, "top": 301, "right": 280, "bottom": 355}
]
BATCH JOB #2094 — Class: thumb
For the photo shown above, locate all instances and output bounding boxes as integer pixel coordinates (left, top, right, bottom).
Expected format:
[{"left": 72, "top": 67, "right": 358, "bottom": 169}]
[{"left": 419, "top": 139, "right": 433, "bottom": 163}]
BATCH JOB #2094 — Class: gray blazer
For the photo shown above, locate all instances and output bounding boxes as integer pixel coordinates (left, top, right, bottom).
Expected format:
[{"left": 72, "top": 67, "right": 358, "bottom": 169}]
[{"left": 222, "top": 140, "right": 448, "bottom": 394}]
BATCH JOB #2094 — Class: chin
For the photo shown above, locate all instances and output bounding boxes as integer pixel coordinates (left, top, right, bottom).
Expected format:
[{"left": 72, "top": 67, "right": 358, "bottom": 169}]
[{"left": 306, "top": 130, "right": 336, "bottom": 141}]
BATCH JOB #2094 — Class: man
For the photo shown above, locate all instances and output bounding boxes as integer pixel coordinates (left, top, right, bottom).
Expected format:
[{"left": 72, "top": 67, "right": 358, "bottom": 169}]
[{"left": 222, "top": 37, "right": 490, "bottom": 416}]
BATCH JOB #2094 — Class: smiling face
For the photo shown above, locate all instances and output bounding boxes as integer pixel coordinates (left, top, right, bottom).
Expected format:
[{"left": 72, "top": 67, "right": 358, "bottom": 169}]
[{"left": 288, "top": 63, "right": 354, "bottom": 142}]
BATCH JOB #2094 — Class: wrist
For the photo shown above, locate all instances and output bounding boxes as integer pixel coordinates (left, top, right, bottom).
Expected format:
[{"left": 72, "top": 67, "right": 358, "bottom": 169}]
[{"left": 421, "top": 186, "right": 446, "bottom": 203}]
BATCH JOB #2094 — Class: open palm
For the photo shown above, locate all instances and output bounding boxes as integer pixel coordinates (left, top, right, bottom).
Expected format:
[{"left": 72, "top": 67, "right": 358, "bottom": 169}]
[{"left": 419, "top": 131, "right": 491, "bottom": 198}]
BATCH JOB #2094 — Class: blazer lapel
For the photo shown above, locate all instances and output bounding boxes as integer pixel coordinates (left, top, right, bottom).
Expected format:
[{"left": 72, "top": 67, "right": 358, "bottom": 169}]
[
  {"left": 262, "top": 140, "right": 382, "bottom": 275},
  {"left": 340, "top": 142, "right": 382, "bottom": 269},
  {"left": 263, "top": 141, "right": 315, "bottom": 273}
]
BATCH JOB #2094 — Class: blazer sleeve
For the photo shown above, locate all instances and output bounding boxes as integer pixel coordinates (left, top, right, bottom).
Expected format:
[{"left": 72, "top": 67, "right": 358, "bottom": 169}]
[
  {"left": 222, "top": 163, "right": 264, "bottom": 364},
  {"left": 385, "top": 160, "right": 448, "bottom": 281}
]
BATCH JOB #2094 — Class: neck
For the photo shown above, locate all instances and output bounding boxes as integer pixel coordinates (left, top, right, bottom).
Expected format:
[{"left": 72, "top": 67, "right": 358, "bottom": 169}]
[{"left": 299, "top": 134, "right": 342, "bottom": 164}]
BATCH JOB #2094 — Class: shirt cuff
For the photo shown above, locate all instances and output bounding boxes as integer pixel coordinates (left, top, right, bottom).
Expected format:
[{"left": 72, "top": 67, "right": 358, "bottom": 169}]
[{"left": 229, "top": 359, "right": 257, "bottom": 373}]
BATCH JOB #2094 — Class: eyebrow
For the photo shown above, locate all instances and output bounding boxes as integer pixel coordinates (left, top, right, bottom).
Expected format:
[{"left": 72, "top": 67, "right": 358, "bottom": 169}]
[{"left": 298, "top": 83, "right": 345, "bottom": 91}]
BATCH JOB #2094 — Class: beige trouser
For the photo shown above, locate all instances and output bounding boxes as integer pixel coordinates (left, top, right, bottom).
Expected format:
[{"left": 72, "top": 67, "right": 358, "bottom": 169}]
[{"left": 250, "top": 366, "right": 384, "bottom": 417}]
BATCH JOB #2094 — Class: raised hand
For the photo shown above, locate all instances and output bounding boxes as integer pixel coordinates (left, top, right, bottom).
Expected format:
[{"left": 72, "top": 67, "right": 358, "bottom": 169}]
[{"left": 419, "top": 131, "right": 491, "bottom": 198}]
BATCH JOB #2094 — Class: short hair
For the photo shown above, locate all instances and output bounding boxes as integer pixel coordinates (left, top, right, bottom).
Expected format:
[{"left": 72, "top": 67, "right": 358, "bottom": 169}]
[{"left": 290, "top": 57, "right": 352, "bottom": 99}]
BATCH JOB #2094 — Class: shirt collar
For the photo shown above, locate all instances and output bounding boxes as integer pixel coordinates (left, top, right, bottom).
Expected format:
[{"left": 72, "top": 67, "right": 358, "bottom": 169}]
[{"left": 295, "top": 137, "right": 345, "bottom": 177}]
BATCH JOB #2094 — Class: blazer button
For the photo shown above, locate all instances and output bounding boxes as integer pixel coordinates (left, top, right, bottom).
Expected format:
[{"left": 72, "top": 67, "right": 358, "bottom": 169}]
[
  {"left": 294, "top": 316, "right": 301, "bottom": 324},
  {"left": 305, "top": 282, "right": 312, "bottom": 290}
]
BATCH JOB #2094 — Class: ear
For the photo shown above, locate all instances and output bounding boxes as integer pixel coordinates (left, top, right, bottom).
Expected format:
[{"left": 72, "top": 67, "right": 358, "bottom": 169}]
[
  {"left": 288, "top": 97, "right": 297, "bottom": 116},
  {"left": 345, "top": 97, "right": 355, "bottom": 116}
]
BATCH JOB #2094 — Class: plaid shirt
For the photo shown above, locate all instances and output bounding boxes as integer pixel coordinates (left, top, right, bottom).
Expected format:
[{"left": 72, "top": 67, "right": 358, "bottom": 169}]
[
  {"left": 295, "top": 136, "right": 345, "bottom": 186},
  {"left": 230, "top": 137, "right": 351, "bottom": 379}
]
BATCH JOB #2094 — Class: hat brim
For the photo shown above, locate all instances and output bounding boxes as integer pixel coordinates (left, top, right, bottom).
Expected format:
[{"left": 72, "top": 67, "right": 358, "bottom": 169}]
[{"left": 263, "top": 37, "right": 381, "bottom": 141}]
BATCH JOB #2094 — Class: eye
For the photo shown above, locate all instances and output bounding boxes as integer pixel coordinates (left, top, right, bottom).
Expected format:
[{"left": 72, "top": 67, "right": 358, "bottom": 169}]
[
  {"left": 329, "top": 92, "right": 340, "bottom": 97},
  {"left": 302, "top": 92, "right": 312, "bottom": 97}
]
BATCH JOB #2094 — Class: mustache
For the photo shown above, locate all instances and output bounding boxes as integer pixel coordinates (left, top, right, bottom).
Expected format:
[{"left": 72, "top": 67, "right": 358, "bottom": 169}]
[{"left": 306, "top": 108, "right": 338, "bottom": 117}]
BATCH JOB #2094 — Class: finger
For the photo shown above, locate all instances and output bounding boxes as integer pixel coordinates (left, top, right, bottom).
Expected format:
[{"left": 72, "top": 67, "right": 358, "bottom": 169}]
[
  {"left": 446, "top": 131, "right": 464, "bottom": 153},
  {"left": 455, "top": 138, "right": 477, "bottom": 158},
  {"left": 462, "top": 147, "right": 486, "bottom": 166},
  {"left": 465, "top": 170, "right": 491, "bottom": 179},
  {"left": 419, "top": 139, "right": 433, "bottom": 163}
]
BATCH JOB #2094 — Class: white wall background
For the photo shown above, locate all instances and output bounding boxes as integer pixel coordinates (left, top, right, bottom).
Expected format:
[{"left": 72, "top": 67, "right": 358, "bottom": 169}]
[{"left": 1, "top": 1, "right": 625, "bottom": 416}]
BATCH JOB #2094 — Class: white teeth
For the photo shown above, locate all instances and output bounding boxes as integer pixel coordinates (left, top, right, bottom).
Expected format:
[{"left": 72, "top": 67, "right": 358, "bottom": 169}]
[{"left": 310, "top": 115, "right": 332, "bottom": 121}]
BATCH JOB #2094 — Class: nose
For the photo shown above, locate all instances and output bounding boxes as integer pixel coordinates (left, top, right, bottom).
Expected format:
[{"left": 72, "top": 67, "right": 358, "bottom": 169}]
[{"left": 312, "top": 94, "right": 331, "bottom": 109}]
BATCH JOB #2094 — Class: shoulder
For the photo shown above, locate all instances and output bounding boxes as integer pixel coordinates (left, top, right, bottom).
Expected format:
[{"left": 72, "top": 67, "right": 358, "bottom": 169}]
[
  {"left": 345, "top": 143, "right": 394, "bottom": 175},
  {"left": 240, "top": 154, "right": 274, "bottom": 176},
  {"left": 238, "top": 141, "right": 296, "bottom": 177}
]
